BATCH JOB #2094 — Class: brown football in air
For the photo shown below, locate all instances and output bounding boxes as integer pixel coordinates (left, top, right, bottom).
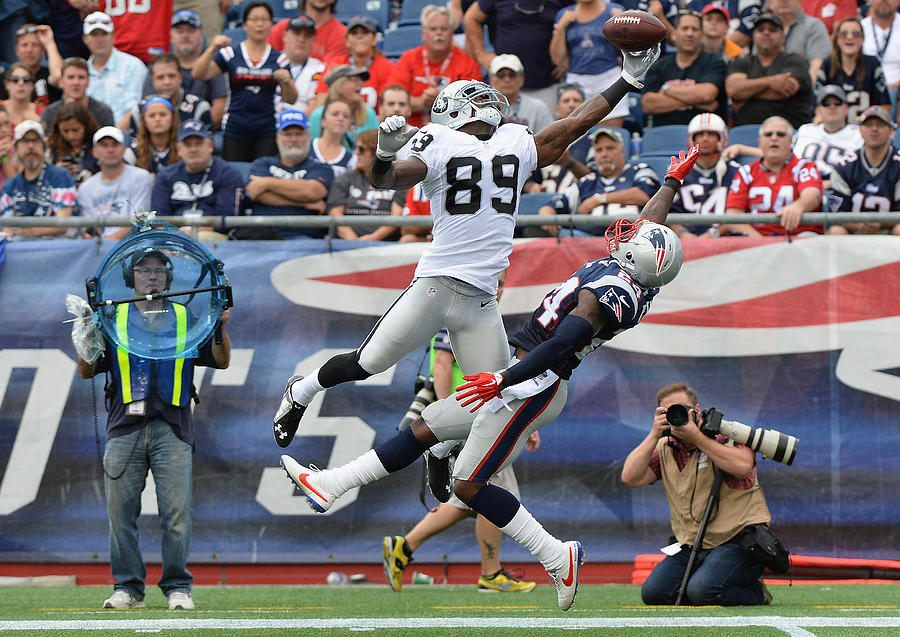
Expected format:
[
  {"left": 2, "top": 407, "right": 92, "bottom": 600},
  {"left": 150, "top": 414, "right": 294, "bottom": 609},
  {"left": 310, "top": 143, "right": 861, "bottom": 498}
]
[{"left": 601, "top": 10, "right": 666, "bottom": 52}]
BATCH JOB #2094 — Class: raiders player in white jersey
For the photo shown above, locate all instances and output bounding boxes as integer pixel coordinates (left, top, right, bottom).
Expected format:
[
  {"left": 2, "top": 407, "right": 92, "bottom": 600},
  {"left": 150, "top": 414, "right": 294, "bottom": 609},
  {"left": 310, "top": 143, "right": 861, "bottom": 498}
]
[{"left": 272, "top": 47, "right": 662, "bottom": 451}]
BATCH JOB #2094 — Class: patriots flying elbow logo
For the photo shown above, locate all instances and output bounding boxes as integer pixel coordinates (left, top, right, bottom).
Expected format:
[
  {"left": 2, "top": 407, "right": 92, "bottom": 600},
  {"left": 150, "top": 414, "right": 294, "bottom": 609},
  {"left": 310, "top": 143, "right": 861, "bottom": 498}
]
[{"left": 644, "top": 226, "right": 668, "bottom": 275}]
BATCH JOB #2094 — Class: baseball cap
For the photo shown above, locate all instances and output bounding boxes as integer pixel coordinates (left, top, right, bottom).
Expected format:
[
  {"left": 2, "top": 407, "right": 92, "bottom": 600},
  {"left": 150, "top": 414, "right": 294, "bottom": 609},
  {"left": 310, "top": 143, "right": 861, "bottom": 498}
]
[
  {"left": 817, "top": 84, "right": 847, "bottom": 105},
  {"left": 93, "top": 126, "right": 125, "bottom": 145},
  {"left": 753, "top": 13, "right": 784, "bottom": 31},
  {"left": 858, "top": 106, "right": 896, "bottom": 127},
  {"left": 347, "top": 15, "right": 378, "bottom": 33},
  {"left": 172, "top": 9, "right": 202, "bottom": 28},
  {"left": 83, "top": 12, "right": 114, "bottom": 35},
  {"left": 278, "top": 109, "right": 309, "bottom": 130},
  {"left": 13, "top": 120, "right": 44, "bottom": 143},
  {"left": 701, "top": 3, "right": 731, "bottom": 21},
  {"left": 287, "top": 13, "right": 316, "bottom": 32},
  {"left": 592, "top": 127, "right": 624, "bottom": 145},
  {"left": 489, "top": 54, "right": 525, "bottom": 76},
  {"left": 324, "top": 64, "right": 370, "bottom": 86},
  {"left": 177, "top": 118, "right": 210, "bottom": 141}
]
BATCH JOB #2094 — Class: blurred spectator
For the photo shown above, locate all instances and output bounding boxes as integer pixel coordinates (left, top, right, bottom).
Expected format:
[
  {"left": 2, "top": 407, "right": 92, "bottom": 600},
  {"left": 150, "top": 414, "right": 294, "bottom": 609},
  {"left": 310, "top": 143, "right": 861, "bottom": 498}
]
[
  {"left": 726, "top": 13, "right": 813, "bottom": 129},
  {"left": 700, "top": 4, "right": 743, "bottom": 63},
  {"left": 41, "top": 57, "right": 115, "bottom": 131},
  {"left": 46, "top": 101, "right": 100, "bottom": 187},
  {"left": 767, "top": 0, "right": 830, "bottom": 80},
  {"left": 0, "top": 120, "right": 76, "bottom": 239},
  {"left": 616, "top": 0, "right": 678, "bottom": 43},
  {"left": 77, "top": 126, "right": 153, "bottom": 240},
  {"left": 193, "top": 2, "right": 296, "bottom": 162},
  {"left": 0, "top": 106, "right": 17, "bottom": 189},
  {"left": 538, "top": 128, "right": 658, "bottom": 236},
  {"left": 83, "top": 12, "right": 148, "bottom": 122},
  {"left": 489, "top": 54, "right": 553, "bottom": 132},
  {"left": 817, "top": 17, "right": 891, "bottom": 123},
  {"left": 327, "top": 128, "right": 406, "bottom": 240},
  {"left": 123, "top": 54, "right": 212, "bottom": 137},
  {"left": 130, "top": 95, "right": 181, "bottom": 176},
  {"left": 309, "top": 98, "right": 357, "bottom": 177},
  {"left": 861, "top": 0, "right": 900, "bottom": 116},
  {"left": 175, "top": 0, "right": 226, "bottom": 40},
  {"left": 312, "top": 16, "right": 395, "bottom": 113},
  {"left": 642, "top": 10, "right": 727, "bottom": 127},
  {"left": 2, "top": 64, "right": 44, "bottom": 127},
  {"left": 47, "top": 0, "right": 91, "bottom": 61},
  {"left": 549, "top": 0, "right": 627, "bottom": 127},
  {"left": 827, "top": 106, "right": 900, "bottom": 234},
  {"left": 0, "top": 1, "right": 29, "bottom": 66},
  {"left": 242, "top": 109, "right": 334, "bottom": 240},
  {"left": 379, "top": 84, "right": 413, "bottom": 120},
  {"left": 277, "top": 14, "right": 325, "bottom": 114},
  {"left": 153, "top": 9, "right": 228, "bottom": 129},
  {"left": 685, "top": 0, "right": 761, "bottom": 49},
  {"left": 268, "top": 0, "right": 348, "bottom": 63},
  {"left": 391, "top": 5, "right": 482, "bottom": 127},
  {"left": 793, "top": 85, "right": 862, "bottom": 180},
  {"left": 101, "top": 0, "right": 173, "bottom": 63},
  {"left": 151, "top": 119, "right": 243, "bottom": 240},
  {"left": 801, "top": 0, "right": 856, "bottom": 36},
  {"left": 725, "top": 115, "right": 823, "bottom": 236},
  {"left": 0, "top": 24, "right": 63, "bottom": 106},
  {"left": 669, "top": 112, "right": 741, "bottom": 238},
  {"left": 464, "top": 0, "right": 573, "bottom": 111},
  {"left": 308, "top": 66, "right": 378, "bottom": 149}
]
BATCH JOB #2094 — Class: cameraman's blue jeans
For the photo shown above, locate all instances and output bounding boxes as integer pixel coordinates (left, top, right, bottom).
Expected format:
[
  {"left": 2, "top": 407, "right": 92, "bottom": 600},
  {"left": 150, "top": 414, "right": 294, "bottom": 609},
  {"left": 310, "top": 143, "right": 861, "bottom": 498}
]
[
  {"left": 104, "top": 418, "right": 193, "bottom": 599},
  {"left": 641, "top": 543, "right": 767, "bottom": 606}
]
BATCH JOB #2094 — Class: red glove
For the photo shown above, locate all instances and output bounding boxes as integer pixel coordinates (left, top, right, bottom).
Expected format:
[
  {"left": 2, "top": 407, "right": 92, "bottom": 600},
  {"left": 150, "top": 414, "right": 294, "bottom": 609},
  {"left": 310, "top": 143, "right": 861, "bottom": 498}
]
[
  {"left": 664, "top": 145, "right": 701, "bottom": 183},
  {"left": 455, "top": 372, "right": 504, "bottom": 413}
]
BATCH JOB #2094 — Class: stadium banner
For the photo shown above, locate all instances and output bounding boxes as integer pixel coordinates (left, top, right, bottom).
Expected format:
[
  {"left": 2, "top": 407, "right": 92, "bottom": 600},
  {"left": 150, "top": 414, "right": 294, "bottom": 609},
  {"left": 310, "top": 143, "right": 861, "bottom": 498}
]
[{"left": 0, "top": 236, "right": 897, "bottom": 564}]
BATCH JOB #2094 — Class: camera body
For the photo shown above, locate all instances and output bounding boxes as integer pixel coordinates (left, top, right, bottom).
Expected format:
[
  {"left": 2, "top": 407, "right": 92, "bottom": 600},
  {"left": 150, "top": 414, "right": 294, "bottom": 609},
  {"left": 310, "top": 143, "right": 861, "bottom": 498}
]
[
  {"left": 665, "top": 403, "right": 798, "bottom": 466},
  {"left": 397, "top": 374, "right": 436, "bottom": 432}
]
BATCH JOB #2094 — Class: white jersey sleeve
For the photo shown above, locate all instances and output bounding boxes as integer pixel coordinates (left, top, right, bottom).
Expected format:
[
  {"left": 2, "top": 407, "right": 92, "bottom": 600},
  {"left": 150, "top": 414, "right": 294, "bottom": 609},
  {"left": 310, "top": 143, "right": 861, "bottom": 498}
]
[{"left": 398, "top": 123, "right": 538, "bottom": 295}]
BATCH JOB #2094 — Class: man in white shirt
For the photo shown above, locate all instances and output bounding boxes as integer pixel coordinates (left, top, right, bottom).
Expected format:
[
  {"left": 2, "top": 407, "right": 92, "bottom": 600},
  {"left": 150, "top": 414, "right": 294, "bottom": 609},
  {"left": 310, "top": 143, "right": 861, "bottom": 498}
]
[
  {"left": 278, "top": 14, "right": 325, "bottom": 114},
  {"left": 488, "top": 54, "right": 554, "bottom": 134},
  {"left": 83, "top": 12, "right": 148, "bottom": 122}
]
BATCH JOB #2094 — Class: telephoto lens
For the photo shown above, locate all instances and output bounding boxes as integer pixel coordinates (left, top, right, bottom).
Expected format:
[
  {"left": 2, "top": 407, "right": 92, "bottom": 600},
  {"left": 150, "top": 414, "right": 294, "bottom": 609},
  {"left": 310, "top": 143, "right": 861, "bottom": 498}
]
[
  {"left": 397, "top": 377, "right": 436, "bottom": 431},
  {"left": 665, "top": 403, "right": 692, "bottom": 427}
]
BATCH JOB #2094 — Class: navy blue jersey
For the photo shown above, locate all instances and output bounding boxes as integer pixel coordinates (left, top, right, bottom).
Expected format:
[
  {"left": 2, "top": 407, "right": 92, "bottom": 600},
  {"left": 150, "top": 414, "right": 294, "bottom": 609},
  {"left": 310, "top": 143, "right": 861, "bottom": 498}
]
[
  {"left": 213, "top": 43, "right": 290, "bottom": 138},
  {"left": 151, "top": 157, "right": 245, "bottom": 218},
  {"left": 828, "top": 148, "right": 900, "bottom": 213},
  {"left": 817, "top": 56, "right": 891, "bottom": 123},
  {"left": 671, "top": 158, "right": 742, "bottom": 234},
  {"left": 246, "top": 155, "right": 334, "bottom": 239},
  {"left": 508, "top": 257, "right": 657, "bottom": 379}
]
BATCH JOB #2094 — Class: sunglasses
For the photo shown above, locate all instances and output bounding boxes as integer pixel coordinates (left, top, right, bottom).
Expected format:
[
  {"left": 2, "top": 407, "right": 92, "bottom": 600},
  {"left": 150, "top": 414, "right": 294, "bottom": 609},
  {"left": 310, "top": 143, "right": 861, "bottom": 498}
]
[
  {"left": 15, "top": 26, "right": 39, "bottom": 37},
  {"left": 838, "top": 29, "right": 862, "bottom": 38},
  {"left": 494, "top": 70, "right": 519, "bottom": 79},
  {"left": 821, "top": 99, "right": 843, "bottom": 107},
  {"left": 761, "top": 130, "right": 789, "bottom": 137},
  {"left": 355, "top": 145, "right": 372, "bottom": 153},
  {"left": 514, "top": 0, "right": 545, "bottom": 15},
  {"left": 7, "top": 75, "right": 34, "bottom": 83}
]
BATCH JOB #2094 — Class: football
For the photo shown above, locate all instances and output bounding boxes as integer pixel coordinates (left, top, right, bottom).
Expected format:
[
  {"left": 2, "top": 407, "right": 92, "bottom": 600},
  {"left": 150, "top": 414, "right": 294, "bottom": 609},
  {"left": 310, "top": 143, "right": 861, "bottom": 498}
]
[{"left": 602, "top": 10, "right": 667, "bottom": 52}]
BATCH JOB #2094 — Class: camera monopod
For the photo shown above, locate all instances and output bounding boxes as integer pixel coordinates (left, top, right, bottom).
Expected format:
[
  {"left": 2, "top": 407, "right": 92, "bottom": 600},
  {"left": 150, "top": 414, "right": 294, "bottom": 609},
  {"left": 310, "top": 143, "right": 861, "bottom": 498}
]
[{"left": 675, "top": 464, "right": 724, "bottom": 606}]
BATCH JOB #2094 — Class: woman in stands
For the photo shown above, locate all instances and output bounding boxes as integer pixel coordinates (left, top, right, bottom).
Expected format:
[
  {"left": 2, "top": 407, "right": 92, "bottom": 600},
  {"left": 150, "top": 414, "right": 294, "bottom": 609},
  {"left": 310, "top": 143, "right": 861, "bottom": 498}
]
[
  {"left": 817, "top": 16, "right": 892, "bottom": 123},
  {"left": 309, "top": 98, "right": 357, "bottom": 178},
  {"left": 326, "top": 129, "right": 405, "bottom": 241},
  {"left": 307, "top": 65, "right": 378, "bottom": 150},
  {"left": 1, "top": 63, "right": 43, "bottom": 127},
  {"left": 192, "top": 0, "right": 298, "bottom": 162},
  {"left": 46, "top": 101, "right": 99, "bottom": 187},
  {"left": 130, "top": 95, "right": 181, "bottom": 176}
]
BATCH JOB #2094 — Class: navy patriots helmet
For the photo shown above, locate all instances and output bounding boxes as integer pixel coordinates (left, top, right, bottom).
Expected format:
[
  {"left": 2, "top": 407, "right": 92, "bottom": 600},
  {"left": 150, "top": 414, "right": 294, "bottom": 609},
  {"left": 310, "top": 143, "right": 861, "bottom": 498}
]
[{"left": 606, "top": 219, "right": 683, "bottom": 288}]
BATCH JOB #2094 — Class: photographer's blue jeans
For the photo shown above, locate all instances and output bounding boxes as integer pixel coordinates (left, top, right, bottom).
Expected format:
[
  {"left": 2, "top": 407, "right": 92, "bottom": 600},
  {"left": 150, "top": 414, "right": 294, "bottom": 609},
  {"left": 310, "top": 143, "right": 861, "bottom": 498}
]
[
  {"left": 104, "top": 418, "right": 193, "bottom": 599},
  {"left": 641, "top": 543, "right": 767, "bottom": 606}
]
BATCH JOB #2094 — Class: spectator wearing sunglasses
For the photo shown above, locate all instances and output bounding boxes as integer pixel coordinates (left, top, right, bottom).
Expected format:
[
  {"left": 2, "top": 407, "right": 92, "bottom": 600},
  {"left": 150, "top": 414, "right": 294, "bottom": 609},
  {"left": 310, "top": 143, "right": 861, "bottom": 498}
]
[
  {"left": 1, "top": 63, "right": 43, "bottom": 128},
  {"left": 0, "top": 24, "right": 63, "bottom": 107}
]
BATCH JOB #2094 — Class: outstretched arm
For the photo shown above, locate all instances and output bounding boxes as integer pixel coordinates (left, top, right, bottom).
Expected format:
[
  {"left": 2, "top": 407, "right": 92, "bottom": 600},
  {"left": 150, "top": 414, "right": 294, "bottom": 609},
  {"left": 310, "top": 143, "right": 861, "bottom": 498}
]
[
  {"left": 369, "top": 115, "right": 428, "bottom": 189},
  {"left": 639, "top": 146, "right": 700, "bottom": 225}
]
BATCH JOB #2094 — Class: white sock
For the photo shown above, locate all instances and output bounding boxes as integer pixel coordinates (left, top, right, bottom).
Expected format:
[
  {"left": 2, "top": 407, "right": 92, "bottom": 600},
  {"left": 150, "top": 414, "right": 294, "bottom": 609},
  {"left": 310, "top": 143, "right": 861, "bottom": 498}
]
[
  {"left": 500, "top": 505, "right": 566, "bottom": 572},
  {"left": 318, "top": 449, "right": 388, "bottom": 497},
  {"left": 291, "top": 370, "right": 324, "bottom": 406},
  {"left": 429, "top": 439, "right": 460, "bottom": 459}
]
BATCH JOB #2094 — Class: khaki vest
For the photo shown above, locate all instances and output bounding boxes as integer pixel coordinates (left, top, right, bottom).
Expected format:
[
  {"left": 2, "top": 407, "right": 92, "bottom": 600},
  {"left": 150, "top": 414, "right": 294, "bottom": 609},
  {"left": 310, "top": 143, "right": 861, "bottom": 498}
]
[{"left": 657, "top": 438, "right": 771, "bottom": 549}]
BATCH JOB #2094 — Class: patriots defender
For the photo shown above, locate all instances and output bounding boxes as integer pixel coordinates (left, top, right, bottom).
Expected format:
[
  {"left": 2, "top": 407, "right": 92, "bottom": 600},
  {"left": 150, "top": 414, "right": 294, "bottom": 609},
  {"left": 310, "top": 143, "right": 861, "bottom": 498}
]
[
  {"left": 670, "top": 113, "right": 742, "bottom": 237},
  {"left": 827, "top": 106, "right": 900, "bottom": 235},
  {"left": 272, "top": 46, "right": 663, "bottom": 449},
  {"left": 278, "top": 146, "right": 701, "bottom": 611}
]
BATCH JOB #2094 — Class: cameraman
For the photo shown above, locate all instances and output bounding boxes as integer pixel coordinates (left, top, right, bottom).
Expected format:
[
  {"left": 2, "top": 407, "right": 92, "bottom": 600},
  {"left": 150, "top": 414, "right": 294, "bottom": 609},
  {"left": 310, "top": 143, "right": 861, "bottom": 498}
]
[{"left": 621, "top": 383, "right": 773, "bottom": 606}]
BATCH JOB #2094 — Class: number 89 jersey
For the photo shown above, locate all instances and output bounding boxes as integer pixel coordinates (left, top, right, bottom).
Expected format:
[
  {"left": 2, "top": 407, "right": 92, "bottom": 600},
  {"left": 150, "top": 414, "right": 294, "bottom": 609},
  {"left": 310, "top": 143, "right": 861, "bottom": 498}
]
[{"left": 397, "top": 123, "right": 538, "bottom": 295}]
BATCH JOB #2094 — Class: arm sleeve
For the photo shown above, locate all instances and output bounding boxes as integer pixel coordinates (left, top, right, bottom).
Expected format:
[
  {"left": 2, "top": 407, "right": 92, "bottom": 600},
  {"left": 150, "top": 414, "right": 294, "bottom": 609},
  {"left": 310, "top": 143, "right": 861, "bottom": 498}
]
[{"left": 502, "top": 313, "right": 595, "bottom": 386}]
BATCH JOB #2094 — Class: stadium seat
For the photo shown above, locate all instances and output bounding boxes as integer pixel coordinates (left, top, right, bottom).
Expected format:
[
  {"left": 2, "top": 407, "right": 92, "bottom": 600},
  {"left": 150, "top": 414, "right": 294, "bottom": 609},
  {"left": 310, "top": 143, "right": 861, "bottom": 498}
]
[
  {"left": 398, "top": 0, "right": 431, "bottom": 25},
  {"left": 736, "top": 154, "right": 757, "bottom": 166},
  {"left": 637, "top": 152, "right": 672, "bottom": 180},
  {"left": 641, "top": 125, "right": 689, "bottom": 154},
  {"left": 232, "top": 161, "right": 252, "bottom": 184},
  {"left": 270, "top": 0, "right": 301, "bottom": 21},
  {"left": 519, "top": 192, "right": 556, "bottom": 215},
  {"left": 624, "top": 92, "right": 644, "bottom": 136},
  {"left": 222, "top": 27, "right": 248, "bottom": 46},
  {"left": 335, "top": 0, "right": 391, "bottom": 31},
  {"left": 728, "top": 124, "right": 760, "bottom": 148},
  {"left": 382, "top": 25, "right": 423, "bottom": 59}
]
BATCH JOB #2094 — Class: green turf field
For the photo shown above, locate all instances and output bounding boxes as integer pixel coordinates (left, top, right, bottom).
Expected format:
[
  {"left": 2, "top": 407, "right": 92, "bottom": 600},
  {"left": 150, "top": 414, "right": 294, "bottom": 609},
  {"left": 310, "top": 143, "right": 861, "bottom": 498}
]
[{"left": 1, "top": 583, "right": 898, "bottom": 635}]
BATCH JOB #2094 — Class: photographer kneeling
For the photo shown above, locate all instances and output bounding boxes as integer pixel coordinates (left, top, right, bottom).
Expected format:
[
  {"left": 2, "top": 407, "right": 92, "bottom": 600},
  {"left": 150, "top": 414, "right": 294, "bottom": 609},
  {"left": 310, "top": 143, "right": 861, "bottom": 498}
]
[{"left": 621, "top": 383, "right": 773, "bottom": 606}]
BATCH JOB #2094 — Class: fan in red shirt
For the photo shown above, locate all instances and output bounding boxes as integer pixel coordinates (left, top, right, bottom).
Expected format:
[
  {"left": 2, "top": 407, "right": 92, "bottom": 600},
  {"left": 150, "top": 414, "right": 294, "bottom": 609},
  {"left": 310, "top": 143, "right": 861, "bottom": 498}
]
[
  {"left": 312, "top": 16, "right": 396, "bottom": 113},
  {"left": 388, "top": 4, "right": 482, "bottom": 127},
  {"left": 725, "top": 115, "right": 823, "bottom": 236},
  {"left": 100, "top": 0, "right": 172, "bottom": 63},
  {"left": 268, "top": 0, "right": 348, "bottom": 64}
]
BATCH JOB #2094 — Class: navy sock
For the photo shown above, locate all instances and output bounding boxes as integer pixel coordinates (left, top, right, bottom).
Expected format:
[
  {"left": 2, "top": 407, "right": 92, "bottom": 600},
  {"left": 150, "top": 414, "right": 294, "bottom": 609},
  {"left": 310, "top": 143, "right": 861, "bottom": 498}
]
[
  {"left": 375, "top": 427, "right": 426, "bottom": 473},
  {"left": 467, "top": 483, "right": 521, "bottom": 528}
]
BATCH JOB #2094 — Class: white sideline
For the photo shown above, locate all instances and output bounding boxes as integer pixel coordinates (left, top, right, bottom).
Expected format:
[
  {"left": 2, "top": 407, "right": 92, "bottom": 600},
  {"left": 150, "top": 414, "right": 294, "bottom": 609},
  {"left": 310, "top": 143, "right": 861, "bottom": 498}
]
[{"left": 1, "top": 616, "right": 899, "bottom": 634}]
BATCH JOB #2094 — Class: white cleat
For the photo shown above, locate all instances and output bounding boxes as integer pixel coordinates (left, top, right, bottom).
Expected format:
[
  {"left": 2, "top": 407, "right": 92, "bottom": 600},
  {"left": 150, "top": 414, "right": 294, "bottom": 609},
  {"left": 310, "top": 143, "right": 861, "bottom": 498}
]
[
  {"left": 280, "top": 455, "right": 335, "bottom": 513},
  {"left": 549, "top": 540, "right": 584, "bottom": 611}
]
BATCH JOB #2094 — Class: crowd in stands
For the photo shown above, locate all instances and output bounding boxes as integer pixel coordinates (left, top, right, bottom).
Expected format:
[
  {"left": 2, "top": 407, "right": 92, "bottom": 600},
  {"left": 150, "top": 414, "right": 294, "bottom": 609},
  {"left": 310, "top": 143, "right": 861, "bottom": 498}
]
[{"left": 2, "top": 0, "right": 900, "bottom": 241}]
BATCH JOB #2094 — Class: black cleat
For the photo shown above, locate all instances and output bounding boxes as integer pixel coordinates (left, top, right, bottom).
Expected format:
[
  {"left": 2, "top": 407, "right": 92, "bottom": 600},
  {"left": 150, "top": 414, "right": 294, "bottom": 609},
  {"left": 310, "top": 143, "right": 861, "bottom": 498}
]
[
  {"left": 425, "top": 450, "right": 452, "bottom": 503},
  {"left": 274, "top": 375, "right": 306, "bottom": 448}
]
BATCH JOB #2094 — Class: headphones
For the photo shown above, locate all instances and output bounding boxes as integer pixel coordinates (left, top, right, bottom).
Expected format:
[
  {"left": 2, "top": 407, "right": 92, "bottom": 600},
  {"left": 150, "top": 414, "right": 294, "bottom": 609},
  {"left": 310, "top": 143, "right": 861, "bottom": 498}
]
[{"left": 122, "top": 247, "right": 174, "bottom": 290}]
